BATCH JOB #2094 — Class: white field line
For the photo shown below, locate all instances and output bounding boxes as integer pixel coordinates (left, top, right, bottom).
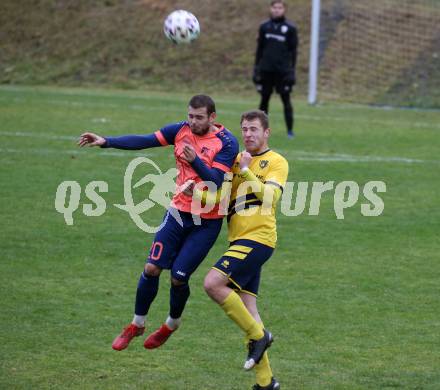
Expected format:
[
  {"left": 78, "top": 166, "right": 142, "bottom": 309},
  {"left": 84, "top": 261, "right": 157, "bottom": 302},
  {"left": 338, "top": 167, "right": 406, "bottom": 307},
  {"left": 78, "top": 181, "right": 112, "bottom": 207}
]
[
  {"left": 0, "top": 148, "right": 440, "bottom": 164},
  {"left": 297, "top": 114, "right": 440, "bottom": 130},
  {"left": 0, "top": 147, "right": 150, "bottom": 158},
  {"left": 1, "top": 95, "right": 439, "bottom": 130},
  {"left": 0, "top": 96, "right": 173, "bottom": 113},
  {"left": 1, "top": 131, "right": 77, "bottom": 141},
  {"left": 278, "top": 150, "right": 430, "bottom": 164},
  {"left": 2, "top": 85, "right": 440, "bottom": 113},
  {"left": 0, "top": 86, "right": 191, "bottom": 102},
  {"left": 0, "top": 130, "right": 435, "bottom": 164}
]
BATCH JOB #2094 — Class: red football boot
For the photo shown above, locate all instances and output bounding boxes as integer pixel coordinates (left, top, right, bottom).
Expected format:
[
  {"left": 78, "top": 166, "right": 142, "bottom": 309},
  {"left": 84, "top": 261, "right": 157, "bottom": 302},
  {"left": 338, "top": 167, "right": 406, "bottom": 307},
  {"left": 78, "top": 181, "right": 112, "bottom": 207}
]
[
  {"left": 112, "top": 324, "right": 145, "bottom": 351},
  {"left": 144, "top": 324, "right": 175, "bottom": 349}
]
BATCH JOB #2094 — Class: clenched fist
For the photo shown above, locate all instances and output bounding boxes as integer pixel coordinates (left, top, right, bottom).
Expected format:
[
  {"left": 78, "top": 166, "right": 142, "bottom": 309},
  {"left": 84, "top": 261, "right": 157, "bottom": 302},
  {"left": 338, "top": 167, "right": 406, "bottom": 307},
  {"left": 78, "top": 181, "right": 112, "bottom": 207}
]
[{"left": 239, "top": 151, "right": 252, "bottom": 170}]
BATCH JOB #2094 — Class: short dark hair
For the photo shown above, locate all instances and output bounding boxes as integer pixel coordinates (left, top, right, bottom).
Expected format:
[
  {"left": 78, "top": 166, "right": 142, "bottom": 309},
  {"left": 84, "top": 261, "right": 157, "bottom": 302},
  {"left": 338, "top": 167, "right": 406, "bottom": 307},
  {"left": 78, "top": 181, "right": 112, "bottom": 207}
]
[
  {"left": 270, "top": 0, "right": 286, "bottom": 6},
  {"left": 240, "top": 110, "right": 269, "bottom": 130},
  {"left": 188, "top": 95, "right": 216, "bottom": 115}
]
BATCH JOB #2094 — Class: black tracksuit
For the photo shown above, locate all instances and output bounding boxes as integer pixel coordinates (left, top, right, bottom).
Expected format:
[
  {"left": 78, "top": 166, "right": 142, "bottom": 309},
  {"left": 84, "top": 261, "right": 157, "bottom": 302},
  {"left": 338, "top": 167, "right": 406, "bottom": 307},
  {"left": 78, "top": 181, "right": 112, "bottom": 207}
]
[{"left": 255, "top": 16, "right": 298, "bottom": 133}]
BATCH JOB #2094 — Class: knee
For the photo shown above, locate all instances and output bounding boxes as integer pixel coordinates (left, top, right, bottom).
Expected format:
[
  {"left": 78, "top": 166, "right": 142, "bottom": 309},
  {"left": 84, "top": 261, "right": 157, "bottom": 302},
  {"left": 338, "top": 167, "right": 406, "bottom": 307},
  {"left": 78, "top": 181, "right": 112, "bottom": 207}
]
[
  {"left": 171, "top": 277, "right": 187, "bottom": 287},
  {"left": 144, "top": 263, "right": 162, "bottom": 277},
  {"left": 203, "top": 272, "right": 221, "bottom": 297}
]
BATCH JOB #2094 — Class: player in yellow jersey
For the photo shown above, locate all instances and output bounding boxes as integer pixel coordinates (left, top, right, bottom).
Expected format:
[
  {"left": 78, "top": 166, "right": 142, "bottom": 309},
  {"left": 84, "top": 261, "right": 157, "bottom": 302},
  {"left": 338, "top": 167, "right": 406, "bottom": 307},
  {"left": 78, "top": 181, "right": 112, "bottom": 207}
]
[{"left": 197, "top": 110, "right": 288, "bottom": 390}]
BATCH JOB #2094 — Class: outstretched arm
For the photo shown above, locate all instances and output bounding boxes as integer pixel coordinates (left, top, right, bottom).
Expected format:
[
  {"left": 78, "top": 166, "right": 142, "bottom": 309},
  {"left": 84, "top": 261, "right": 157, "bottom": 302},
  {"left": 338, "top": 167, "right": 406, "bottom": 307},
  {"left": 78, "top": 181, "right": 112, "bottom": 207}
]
[
  {"left": 78, "top": 122, "right": 184, "bottom": 150},
  {"left": 78, "top": 132, "right": 161, "bottom": 150}
]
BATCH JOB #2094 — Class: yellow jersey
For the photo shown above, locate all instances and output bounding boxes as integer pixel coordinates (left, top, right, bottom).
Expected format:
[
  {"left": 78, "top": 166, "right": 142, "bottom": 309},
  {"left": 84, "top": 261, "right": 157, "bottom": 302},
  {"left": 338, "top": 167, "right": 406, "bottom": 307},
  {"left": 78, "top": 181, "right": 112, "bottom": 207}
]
[{"left": 227, "top": 149, "right": 289, "bottom": 248}]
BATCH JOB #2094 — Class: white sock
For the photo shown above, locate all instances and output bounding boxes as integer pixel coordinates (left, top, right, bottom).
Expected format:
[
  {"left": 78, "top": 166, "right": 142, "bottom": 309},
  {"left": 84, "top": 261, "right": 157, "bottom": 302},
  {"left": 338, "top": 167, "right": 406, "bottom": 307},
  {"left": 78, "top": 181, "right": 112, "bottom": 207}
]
[
  {"left": 132, "top": 314, "right": 146, "bottom": 328},
  {"left": 165, "top": 315, "right": 181, "bottom": 330}
]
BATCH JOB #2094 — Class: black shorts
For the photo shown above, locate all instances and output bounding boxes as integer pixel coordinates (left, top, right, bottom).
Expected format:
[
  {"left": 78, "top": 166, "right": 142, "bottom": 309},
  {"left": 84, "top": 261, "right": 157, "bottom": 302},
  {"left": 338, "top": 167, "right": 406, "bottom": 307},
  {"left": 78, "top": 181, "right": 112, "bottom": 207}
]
[
  {"left": 212, "top": 239, "right": 274, "bottom": 297},
  {"left": 147, "top": 208, "right": 222, "bottom": 282},
  {"left": 258, "top": 71, "right": 292, "bottom": 94}
]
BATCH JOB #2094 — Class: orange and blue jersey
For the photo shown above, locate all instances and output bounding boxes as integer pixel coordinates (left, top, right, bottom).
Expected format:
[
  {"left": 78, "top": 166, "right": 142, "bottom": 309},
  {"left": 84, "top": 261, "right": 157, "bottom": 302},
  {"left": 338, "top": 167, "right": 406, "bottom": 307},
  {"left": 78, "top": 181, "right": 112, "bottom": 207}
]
[{"left": 103, "top": 121, "right": 239, "bottom": 219}]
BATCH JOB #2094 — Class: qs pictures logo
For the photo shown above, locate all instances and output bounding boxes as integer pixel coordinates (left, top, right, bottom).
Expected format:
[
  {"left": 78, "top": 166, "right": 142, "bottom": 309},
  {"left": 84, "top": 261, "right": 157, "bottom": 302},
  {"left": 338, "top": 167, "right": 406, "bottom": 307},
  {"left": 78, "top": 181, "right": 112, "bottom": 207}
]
[
  {"left": 55, "top": 158, "right": 387, "bottom": 233},
  {"left": 54, "top": 157, "right": 179, "bottom": 233}
]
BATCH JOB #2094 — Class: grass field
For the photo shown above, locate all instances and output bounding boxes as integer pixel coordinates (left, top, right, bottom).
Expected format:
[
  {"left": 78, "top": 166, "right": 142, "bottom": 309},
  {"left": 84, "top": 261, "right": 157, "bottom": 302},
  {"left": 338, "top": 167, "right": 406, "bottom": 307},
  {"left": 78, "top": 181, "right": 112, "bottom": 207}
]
[{"left": 1, "top": 85, "right": 439, "bottom": 389}]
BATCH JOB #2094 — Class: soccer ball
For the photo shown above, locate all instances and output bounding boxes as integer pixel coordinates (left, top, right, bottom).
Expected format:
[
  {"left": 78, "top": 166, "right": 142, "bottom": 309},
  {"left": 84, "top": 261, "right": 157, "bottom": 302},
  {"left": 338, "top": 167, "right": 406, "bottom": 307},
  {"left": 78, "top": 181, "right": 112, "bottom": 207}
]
[{"left": 163, "top": 10, "right": 200, "bottom": 44}]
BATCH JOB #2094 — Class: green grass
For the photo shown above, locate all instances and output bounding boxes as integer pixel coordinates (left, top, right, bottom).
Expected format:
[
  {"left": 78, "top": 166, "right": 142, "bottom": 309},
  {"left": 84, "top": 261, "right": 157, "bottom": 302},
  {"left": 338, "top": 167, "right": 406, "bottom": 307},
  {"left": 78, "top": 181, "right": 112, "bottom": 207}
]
[
  {"left": 2, "top": 0, "right": 440, "bottom": 107},
  {"left": 1, "top": 85, "right": 440, "bottom": 389},
  {"left": 0, "top": 0, "right": 307, "bottom": 94}
]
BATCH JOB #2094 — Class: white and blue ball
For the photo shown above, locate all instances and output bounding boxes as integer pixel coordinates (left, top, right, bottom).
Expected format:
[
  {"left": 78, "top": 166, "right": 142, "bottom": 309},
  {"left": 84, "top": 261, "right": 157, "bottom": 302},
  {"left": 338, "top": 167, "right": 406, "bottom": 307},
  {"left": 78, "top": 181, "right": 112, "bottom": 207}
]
[{"left": 163, "top": 10, "right": 200, "bottom": 44}]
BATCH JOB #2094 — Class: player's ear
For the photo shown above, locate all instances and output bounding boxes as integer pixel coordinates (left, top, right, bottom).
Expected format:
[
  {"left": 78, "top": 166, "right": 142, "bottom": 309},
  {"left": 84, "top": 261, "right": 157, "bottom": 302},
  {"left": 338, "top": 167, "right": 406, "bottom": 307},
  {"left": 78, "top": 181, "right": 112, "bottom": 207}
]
[
  {"left": 265, "top": 127, "right": 271, "bottom": 138},
  {"left": 209, "top": 112, "right": 217, "bottom": 123}
]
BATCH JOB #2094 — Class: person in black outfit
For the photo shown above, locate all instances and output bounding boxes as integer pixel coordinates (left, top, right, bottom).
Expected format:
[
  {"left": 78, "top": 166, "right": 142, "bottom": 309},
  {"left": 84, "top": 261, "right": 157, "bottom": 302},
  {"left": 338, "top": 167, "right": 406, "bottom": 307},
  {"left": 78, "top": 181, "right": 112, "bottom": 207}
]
[{"left": 253, "top": 0, "right": 298, "bottom": 138}]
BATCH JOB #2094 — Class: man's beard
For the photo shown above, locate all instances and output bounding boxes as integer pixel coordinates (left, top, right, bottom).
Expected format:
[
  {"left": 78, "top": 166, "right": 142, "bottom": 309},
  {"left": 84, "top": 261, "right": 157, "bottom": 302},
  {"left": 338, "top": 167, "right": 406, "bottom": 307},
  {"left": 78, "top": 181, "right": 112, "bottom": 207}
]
[{"left": 191, "top": 124, "right": 210, "bottom": 135}]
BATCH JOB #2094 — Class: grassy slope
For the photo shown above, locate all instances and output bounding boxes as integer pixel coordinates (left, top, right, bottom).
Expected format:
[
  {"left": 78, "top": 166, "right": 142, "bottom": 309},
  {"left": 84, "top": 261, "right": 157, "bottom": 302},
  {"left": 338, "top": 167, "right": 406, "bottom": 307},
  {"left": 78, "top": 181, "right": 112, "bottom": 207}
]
[
  {"left": 0, "top": 85, "right": 439, "bottom": 389},
  {"left": 0, "top": 0, "right": 311, "bottom": 94},
  {"left": 2, "top": 1, "right": 440, "bottom": 107}
]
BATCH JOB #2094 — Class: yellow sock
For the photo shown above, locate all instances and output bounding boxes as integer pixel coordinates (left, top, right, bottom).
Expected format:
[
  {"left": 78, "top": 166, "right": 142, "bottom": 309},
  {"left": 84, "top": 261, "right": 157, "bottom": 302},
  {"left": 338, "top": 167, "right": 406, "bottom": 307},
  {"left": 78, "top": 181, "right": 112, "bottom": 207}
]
[
  {"left": 245, "top": 324, "right": 273, "bottom": 387},
  {"left": 255, "top": 352, "right": 273, "bottom": 387},
  {"left": 220, "top": 291, "right": 264, "bottom": 340}
]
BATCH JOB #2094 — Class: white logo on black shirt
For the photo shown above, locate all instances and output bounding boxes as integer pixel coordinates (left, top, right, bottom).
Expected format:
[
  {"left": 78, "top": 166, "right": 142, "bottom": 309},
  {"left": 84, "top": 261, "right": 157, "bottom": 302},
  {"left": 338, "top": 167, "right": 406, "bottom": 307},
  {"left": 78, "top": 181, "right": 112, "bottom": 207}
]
[{"left": 265, "top": 33, "right": 286, "bottom": 42}]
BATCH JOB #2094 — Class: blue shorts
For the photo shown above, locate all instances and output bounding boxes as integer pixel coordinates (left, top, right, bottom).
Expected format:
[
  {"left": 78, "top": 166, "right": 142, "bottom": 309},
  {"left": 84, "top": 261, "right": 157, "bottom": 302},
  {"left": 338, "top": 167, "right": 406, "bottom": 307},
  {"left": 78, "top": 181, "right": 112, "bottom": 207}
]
[
  {"left": 213, "top": 239, "right": 274, "bottom": 297},
  {"left": 147, "top": 208, "right": 222, "bottom": 282}
]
